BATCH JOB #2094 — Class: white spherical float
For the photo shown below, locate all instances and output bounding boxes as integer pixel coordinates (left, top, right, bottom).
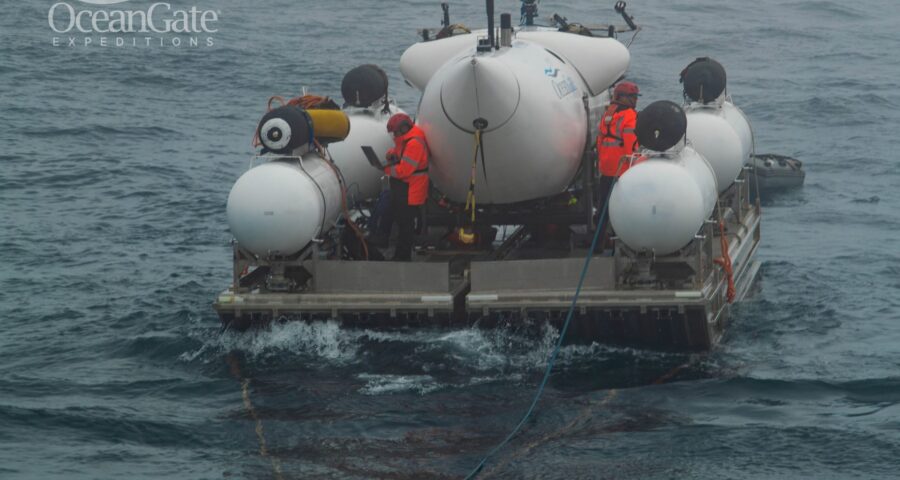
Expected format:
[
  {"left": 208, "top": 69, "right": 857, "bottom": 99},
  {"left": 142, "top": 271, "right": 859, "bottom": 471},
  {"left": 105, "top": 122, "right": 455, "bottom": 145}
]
[
  {"left": 609, "top": 159, "right": 705, "bottom": 255},
  {"left": 227, "top": 67, "right": 401, "bottom": 258},
  {"left": 227, "top": 105, "right": 344, "bottom": 257},
  {"left": 680, "top": 57, "right": 754, "bottom": 165},
  {"left": 608, "top": 100, "right": 717, "bottom": 255},
  {"left": 328, "top": 65, "right": 403, "bottom": 202},
  {"left": 685, "top": 108, "right": 741, "bottom": 192},
  {"left": 227, "top": 158, "right": 341, "bottom": 257},
  {"left": 721, "top": 101, "right": 754, "bottom": 163}
]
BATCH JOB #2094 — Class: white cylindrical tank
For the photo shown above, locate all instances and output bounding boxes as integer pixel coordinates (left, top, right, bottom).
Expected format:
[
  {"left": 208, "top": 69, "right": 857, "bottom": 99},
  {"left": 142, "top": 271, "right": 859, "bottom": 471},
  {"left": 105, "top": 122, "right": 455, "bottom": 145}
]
[
  {"left": 685, "top": 108, "right": 741, "bottom": 192},
  {"left": 721, "top": 100, "right": 754, "bottom": 163},
  {"left": 327, "top": 105, "right": 402, "bottom": 203},
  {"left": 416, "top": 40, "right": 588, "bottom": 204},
  {"left": 680, "top": 147, "right": 719, "bottom": 210},
  {"left": 608, "top": 146, "right": 717, "bottom": 255},
  {"left": 227, "top": 156, "right": 341, "bottom": 256}
]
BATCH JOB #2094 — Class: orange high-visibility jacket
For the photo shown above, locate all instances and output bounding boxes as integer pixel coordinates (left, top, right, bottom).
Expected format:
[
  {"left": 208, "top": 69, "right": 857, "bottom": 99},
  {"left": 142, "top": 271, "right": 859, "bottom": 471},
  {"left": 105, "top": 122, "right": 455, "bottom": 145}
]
[
  {"left": 598, "top": 104, "right": 639, "bottom": 177},
  {"left": 385, "top": 124, "right": 430, "bottom": 206}
]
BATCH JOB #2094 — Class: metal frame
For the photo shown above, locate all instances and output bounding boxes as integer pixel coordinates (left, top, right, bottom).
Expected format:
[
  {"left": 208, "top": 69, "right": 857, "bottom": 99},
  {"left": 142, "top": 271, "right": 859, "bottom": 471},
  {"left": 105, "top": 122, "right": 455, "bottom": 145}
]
[{"left": 214, "top": 165, "right": 761, "bottom": 351}]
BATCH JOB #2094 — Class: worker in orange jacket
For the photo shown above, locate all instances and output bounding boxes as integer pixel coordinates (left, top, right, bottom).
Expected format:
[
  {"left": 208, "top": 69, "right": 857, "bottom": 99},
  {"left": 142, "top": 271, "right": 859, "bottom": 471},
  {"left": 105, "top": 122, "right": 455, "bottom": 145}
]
[
  {"left": 596, "top": 81, "right": 640, "bottom": 244},
  {"left": 598, "top": 81, "right": 640, "bottom": 177},
  {"left": 384, "top": 113, "right": 430, "bottom": 261}
]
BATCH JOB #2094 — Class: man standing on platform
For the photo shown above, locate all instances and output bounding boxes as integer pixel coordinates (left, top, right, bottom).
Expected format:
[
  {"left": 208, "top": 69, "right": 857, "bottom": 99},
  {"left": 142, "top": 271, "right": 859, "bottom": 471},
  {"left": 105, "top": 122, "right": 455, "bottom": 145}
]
[
  {"left": 384, "top": 113, "right": 430, "bottom": 261},
  {"left": 596, "top": 81, "right": 640, "bottom": 242}
]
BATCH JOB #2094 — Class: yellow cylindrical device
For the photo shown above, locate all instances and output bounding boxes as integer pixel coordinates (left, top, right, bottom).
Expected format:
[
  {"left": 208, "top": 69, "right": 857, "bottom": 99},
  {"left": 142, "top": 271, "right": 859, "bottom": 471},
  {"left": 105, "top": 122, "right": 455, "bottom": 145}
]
[{"left": 307, "top": 109, "right": 350, "bottom": 143}]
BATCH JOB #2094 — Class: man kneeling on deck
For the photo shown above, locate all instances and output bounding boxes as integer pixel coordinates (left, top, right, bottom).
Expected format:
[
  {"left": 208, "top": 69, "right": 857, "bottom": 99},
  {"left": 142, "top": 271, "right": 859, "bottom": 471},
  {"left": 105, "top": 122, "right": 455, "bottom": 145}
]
[{"left": 384, "top": 113, "right": 430, "bottom": 261}]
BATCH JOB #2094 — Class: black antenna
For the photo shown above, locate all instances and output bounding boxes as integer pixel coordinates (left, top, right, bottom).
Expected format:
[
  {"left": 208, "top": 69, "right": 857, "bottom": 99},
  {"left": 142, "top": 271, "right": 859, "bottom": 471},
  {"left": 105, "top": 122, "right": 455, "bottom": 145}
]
[
  {"left": 499, "top": 12, "right": 512, "bottom": 47},
  {"left": 615, "top": 1, "right": 637, "bottom": 31},
  {"left": 486, "top": 0, "right": 495, "bottom": 49}
]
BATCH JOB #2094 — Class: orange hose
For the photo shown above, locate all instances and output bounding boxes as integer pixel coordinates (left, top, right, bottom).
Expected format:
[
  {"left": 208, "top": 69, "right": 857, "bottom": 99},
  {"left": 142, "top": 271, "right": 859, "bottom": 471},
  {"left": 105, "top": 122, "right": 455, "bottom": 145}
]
[
  {"left": 287, "top": 95, "right": 333, "bottom": 109},
  {"left": 714, "top": 220, "right": 736, "bottom": 303},
  {"left": 266, "top": 95, "right": 286, "bottom": 110}
]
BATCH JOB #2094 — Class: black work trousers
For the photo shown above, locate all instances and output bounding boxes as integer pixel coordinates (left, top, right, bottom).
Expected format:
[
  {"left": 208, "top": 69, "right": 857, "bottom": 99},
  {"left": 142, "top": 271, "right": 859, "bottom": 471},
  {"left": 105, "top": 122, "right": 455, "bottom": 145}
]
[
  {"left": 594, "top": 175, "right": 617, "bottom": 249},
  {"left": 393, "top": 203, "right": 419, "bottom": 261},
  {"left": 389, "top": 177, "right": 419, "bottom": 261}
]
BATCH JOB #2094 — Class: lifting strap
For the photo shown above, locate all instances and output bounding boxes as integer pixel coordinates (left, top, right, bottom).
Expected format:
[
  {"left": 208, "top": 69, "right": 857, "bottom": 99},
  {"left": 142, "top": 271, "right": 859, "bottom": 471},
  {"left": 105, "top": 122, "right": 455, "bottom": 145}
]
[{"left": 465, "top": 129, "right": 486, "bottom": 224}]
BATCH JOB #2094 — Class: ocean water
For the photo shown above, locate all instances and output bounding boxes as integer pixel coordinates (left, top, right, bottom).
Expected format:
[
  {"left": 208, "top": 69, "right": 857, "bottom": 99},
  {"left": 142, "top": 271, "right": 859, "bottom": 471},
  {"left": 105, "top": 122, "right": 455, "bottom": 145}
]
[{"left": 2, "top": 0, "right": 899, "bottom": 478}]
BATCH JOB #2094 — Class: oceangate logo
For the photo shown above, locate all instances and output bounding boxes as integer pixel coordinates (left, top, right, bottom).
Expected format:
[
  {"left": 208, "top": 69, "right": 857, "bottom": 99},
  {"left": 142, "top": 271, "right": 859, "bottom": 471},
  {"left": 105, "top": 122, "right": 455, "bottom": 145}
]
[
  {"left": 48, "top": 0, "right": 220, "bottom": 48},
  {"left": 78, "top": 0, "right": 130, "bottom": 4}
]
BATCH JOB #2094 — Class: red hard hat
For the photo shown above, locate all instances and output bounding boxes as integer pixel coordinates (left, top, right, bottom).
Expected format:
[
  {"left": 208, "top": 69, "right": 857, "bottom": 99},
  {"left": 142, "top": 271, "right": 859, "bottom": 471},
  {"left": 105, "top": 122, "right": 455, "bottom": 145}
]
[
  {"left": 386, "top": 113, "right": 413, "bottom": 133},
  {"left": 613, "top": 81, "right": 640, "bottom": 97}
]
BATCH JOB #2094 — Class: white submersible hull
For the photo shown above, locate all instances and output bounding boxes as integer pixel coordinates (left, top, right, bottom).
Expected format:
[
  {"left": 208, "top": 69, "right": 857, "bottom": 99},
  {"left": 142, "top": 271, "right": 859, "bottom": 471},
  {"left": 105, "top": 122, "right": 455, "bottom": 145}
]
[{"left": 402, "top": 30, "right": 629, "bottom": 204}]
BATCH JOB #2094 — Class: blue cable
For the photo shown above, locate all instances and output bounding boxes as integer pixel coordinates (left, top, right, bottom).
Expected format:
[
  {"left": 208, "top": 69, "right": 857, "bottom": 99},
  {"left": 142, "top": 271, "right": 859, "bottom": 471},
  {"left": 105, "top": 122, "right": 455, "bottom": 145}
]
[{"left": 464, "top": 184, "right": 613, "bottom": 479}]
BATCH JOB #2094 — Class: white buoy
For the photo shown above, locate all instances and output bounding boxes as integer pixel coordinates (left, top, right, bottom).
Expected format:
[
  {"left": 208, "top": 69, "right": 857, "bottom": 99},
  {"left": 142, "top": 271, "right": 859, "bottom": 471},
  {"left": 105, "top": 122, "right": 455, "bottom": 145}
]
[
  {"left": 680, "top": 146, "right": 719, "bottom": 210},
  {"left": 608, "top": 146, "right": 717, "bottom": 255},
  {"left": 685, "top": 108, "right": 742, "bottom": 192},
  {"left": 228, "top": 90, "right": 399, "bottom": 258},
  {"left": 327, "top": 105, "right": 403, "bottom": 203},
  {"left": 721, "top": 100, "right": 754, "bottom": 163},
  {"left": 226, "top": 157, "right": 342, "bottom": 256},
  {"left": 678, "top": 58, "right": 754, "bottom": 164}
]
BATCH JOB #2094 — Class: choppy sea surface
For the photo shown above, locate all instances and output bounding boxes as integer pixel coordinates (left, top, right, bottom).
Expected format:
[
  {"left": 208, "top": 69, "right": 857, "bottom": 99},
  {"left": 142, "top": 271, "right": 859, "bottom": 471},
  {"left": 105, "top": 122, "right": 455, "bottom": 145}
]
[{"left": 2, "top": 0, "right": 899, "bottom": 478}]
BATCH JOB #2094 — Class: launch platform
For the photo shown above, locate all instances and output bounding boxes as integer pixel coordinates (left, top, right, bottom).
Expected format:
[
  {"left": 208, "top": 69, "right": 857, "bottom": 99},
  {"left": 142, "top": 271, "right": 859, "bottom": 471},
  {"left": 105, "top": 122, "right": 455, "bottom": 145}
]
[{"left": 214, "top": 174, "right": 760, "bottom": 351}]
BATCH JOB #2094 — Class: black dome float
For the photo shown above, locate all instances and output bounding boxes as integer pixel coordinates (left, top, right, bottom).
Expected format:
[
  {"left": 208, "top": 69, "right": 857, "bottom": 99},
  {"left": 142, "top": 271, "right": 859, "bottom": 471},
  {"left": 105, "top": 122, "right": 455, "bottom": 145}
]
[
  {"left": 341, "top": 64, "right": 389, "bottom": 108},
  {"left": 680, "top": 57, "right": 726, "bottom": 104},
  {"left": 256, "top": 105, "right": 312, "bottom": 154},
  {"left": 636, "top": 100, "right": 687, "bottom": 152}
]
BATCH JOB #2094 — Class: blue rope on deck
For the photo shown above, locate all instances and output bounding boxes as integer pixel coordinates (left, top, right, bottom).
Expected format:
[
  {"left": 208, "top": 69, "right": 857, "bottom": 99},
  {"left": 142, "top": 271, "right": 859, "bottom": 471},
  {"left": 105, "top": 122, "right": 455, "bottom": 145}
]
[{"left": 464, "top": 184, "right": 614, "bottom": 479}]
